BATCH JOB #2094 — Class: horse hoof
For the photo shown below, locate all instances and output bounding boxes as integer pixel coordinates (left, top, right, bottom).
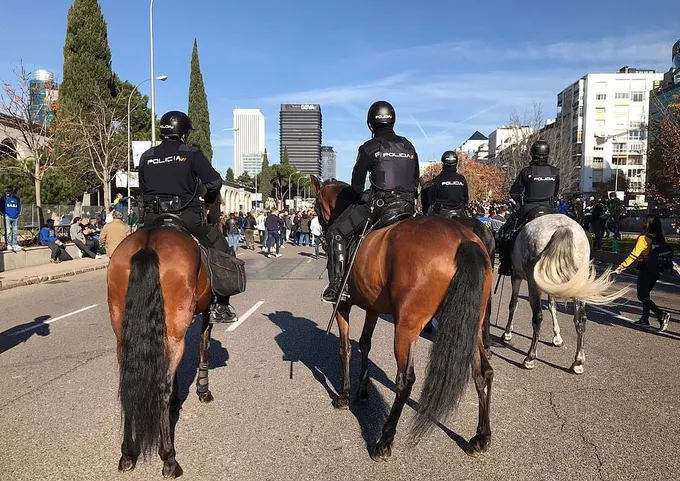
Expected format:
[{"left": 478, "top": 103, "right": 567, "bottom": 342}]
[
  {"left": 503, "top": 332, "right": 512, "bottom": 342},
  {"left": 118, "top": 456, "right": 136, "bottom": 472},
  {"left": 570, "top": 363, "right": 584, "bottom": 375},
  {"left": 553, "top": 336, "right": 563, "bottom": 347},
  {"left": 198, "top": 390, "right": 214, "bottom": 403},
  {"left": 162, "top": 461, "right": 183, "bottom": 478},
  {"left": 332, "top": 396, "right": 349, "bottom": 410},
  {"left": 466, "top": 434, "right": 491, "bottom": 457},
  {"left": 371, "top": 441, "right": 392, "bottom": 462},
  {"left": 523, "top": 359, "right": 535, "bottom": 370}
]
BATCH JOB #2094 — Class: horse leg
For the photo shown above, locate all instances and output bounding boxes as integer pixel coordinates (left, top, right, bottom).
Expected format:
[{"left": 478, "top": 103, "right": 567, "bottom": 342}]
[
  {"left": 467, "top": 336, "right": 494, "bottom": 456},
  {"left": 503, "top": 276, "right": 522, "bottom": 342},
  {"left": 570, "top": 300, "right": 587, "bottom": 374},
  {"left": 333, "top": 302, "right": 352, "bottom": 409},
  {"left": 372, "top": 328, "right": 417, "bottom": 462},
  {"left": 483, "top": 296, "right": 493, "bottom": 360},
  {"left": 159, "top": 339, "right": 185, "bottom": 478},
  {"left": 548, "top": 296, "right": 563, "bottom": 347},
  {"left": 356, "top": 310, "right": 379, "bottom": 403},
  {"left": 118, "top": 409, "right": 140, "bottom": 471},
  {"left": 196, "top": 311, "right": 214, "bottom": 403},
  {"left": 523, "top": 281, "right": 543, "bottom": 370}
]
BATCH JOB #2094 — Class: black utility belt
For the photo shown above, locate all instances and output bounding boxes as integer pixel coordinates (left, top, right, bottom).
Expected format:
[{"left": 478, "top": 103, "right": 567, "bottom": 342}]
[{"left": 144, "top": 196, "right": 191, "bottom": 214}]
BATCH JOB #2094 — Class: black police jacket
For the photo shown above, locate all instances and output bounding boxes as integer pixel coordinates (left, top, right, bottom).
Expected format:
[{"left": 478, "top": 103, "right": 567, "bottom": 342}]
[
  {"left": 509, "top": 162, "right": 560, "bottom": 204},
  {"left": 350, "top": 126, "right": 419, "bottom": 197},
  {"left": 428, "top": 168, "right": 469, "bottom": 210},
  {"left": 139, "top": 139, "right": 223, "bottom": 210}
]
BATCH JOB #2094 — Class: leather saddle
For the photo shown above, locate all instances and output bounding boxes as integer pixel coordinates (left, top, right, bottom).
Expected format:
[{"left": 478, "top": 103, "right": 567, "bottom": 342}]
[
  {"left": 519, "top": 204, "right": 558, "bottom": 227},
  {"left": 151, "top": 213, "right": 195, "bottom": 238},
  {"left": 371, "top": 199, "right": 414, "bottom": 231}
]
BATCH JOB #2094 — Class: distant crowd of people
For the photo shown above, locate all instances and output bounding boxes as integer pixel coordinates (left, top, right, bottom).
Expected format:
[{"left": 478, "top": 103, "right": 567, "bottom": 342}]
[{"left": 219, "top": 209, "right": 324, "bottom": 259}]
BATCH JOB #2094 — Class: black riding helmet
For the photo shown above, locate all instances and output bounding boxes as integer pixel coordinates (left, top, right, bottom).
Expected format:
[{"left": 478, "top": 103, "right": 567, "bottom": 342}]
[
  {"left": 530, "top": 140, "right": 550, "bottom": 162},
  {"left": 441, "top": 150, "right": 458, "bottom": 170},
  {"left": 160, "top": 111, "right": 193, "bottom": 140},
  {"left": 367, "top": 101, "right": 396, "bottom": 132}
]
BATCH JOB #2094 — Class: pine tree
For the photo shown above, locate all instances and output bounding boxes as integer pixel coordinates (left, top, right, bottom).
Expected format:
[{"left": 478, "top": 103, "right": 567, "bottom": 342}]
[
  {"left": 259, "top": 150, "right": 272, "bottom": 202},
  {"left": 187, "top": 39, "right": 213, "bottom": 161},
  {"left": 226, "top": 168, "right": 234, "bottom": 181},
  {"left": 60, "top": 0, "right": 116, "bottom": 116},
  {"left": 282, "top": 146, "right": 290, "bottom": 165}
]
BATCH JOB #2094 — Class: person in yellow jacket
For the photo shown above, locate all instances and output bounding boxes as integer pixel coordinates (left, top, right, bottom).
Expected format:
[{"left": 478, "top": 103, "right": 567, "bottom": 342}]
[{"left": 614, "top": 215, "right": 671, "bottom": 331}]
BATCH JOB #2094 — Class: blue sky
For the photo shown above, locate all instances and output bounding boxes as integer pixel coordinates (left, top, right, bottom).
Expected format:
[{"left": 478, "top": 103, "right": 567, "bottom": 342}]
[{"left": 1, "top": 0, "right": 678, "bottom": 180}]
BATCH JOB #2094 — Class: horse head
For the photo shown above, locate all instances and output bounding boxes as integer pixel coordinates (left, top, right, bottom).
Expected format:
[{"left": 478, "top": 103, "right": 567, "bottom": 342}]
[{"left": 310, "top": 175, "right": 357, "bottom": 230}]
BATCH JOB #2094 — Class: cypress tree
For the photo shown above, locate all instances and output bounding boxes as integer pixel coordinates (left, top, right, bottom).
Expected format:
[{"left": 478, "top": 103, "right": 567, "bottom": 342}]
[
  {"left": 259, "top": 150, "right": 272, "bottom": 202},
  {"left": 226, "top": 168, "right": 234, "bottom": 182},
  {"left": 60, "top": 0, "right": 116, "bottom": 116},
  {"left": 187, "top": 39, "right": 213, "bottom": 161},
  {"left": 282, "top": 146, "right": 290, "bottom": 164}
]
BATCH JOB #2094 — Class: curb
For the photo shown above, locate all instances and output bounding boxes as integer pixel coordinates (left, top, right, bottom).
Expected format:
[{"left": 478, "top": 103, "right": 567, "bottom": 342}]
[{"left": 0, "top": 263, "right": 108, "bottom": 291}]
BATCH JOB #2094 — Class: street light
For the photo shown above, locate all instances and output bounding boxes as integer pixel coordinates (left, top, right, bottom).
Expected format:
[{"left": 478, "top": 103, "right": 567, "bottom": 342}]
[
  {"left": 127, "top": 75, "right": 168, "bottom": 214},
  {"left": 149, "top": 0, "right": 157, "bottom": 145},
  {"left": 288, "top": 173, "right": 295, "bottom": 204}
]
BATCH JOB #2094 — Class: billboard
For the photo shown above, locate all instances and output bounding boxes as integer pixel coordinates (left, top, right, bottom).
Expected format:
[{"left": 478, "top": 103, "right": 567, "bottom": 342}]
[{"left": 132, "top": 141, "right": 154, "bottom": 167}]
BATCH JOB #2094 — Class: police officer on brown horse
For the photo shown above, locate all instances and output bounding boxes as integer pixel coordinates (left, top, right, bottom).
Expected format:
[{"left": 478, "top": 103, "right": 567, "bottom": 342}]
[
  {"left": 427, "top": 150, "right": 469, "bottom": 217},
  {"left": 322, "top": 101, "right": 420, "bottom": 303},
  {"left": 138, "top": 110, "right": 238, "bottom": 323},
  {"left": 498, "top": 139, "right": 560, "bottom": 275}
]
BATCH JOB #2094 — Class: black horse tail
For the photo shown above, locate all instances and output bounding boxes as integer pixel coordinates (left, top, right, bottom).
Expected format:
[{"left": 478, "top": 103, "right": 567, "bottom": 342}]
[
  {"left": 411, "top": 241, "right": 489, "bottom": 441},
  {"left": 119, "top": 247, "right": 167, "bottom": 458}
]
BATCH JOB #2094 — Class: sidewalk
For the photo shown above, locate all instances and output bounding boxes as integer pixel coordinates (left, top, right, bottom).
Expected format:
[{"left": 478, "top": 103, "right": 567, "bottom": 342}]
[{"left": 0, "top": 256, "right": 109, "bottom": 291}]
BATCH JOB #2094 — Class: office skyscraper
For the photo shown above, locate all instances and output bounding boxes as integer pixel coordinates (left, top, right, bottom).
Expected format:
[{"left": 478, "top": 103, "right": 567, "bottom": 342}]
[
  {"left": 29, "top": 69, "right": 58, "bottom": 126},
  {"left": 233, "top": 108, "right": 265, "bottom": 176},
  {"left": 320, "top": 146, "right": 337, "bottom": 180},
  {"left": 279, "top": 104, "right": 322, "bottom": 175}
]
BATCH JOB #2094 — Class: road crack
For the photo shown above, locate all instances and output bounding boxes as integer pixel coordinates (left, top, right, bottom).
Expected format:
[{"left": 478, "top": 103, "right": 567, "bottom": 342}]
[
  {"left": 578, "top": 428, "right": 605, "bottom": 481},
  {"left": 548, "top": 391, "right": 566, "bottom": 433}
]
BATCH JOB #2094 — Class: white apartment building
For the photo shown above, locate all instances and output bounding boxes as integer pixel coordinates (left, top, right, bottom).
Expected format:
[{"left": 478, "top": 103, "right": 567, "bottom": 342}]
[
  {"left": 556, "top": 67, "right": 663, "bottom": 200},
  {"left": 457, "top": 131, "right": 489, "bottom": 160},
  {"left": 487, "top": 126, "right": 533, "bottom": 159},
  {"left": 233, "top": 108, "right": 265, "bottom": 177}
]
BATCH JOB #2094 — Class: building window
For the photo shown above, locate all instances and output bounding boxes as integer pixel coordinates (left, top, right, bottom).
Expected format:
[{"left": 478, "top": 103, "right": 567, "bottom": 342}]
[
  {"left": 628, "top": 142, "right": 643, "bottom": 153},
  {"left": 612, "top": 156, "right": 626, "bottom": 166},
  {"left": 613, "top": 143, "right": 627, "bottom": 153},
  {"left": 595, "top": 107, "right": 606, "bottom": 114},
  {"left": 577, "top": 131, "right": 583, "bottom": 142},
  {"left": 629, "top": 121, "right": 642, "bottom": 129},
  {"left": 631, "top": 91, "right": 645, "bottom": 102},
  {"left": 628, "top": 130, "right": 642, "bottom": 141},
  {"left": 614, "top": 92, "right": 629, "bottom": 100},
  {"left": 593, "top": 145, "right": 604, "bottom": 151},
  {"left": 592, "top": 169, "right": 604, "bottom": 184},
  {"left": 592, "top": 157, "right": 604, "bottom": 168},
  {"left": 596, "top": 94, "right": 607, "bottom": 101}
]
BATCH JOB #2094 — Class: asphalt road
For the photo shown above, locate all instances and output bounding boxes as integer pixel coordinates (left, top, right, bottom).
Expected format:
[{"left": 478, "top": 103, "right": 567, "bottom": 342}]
[{"left": 1, "top": 242, "right": 679, "bottom": 481}]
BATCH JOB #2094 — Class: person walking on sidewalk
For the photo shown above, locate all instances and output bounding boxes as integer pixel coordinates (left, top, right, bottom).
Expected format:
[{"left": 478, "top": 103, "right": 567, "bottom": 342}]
[
  {"left": 265, "top": 209, "right": 283, "bottom": 258},
  {"left": 244, "top": 211, "right": 257, "bottom": 250},
  {"left": 310, "top": 212, "right": 323, "bottom": 259},
  {"left": 614, "top": 215, "right": 672, "bottom": 331},
  {"left": 1, "top": 186, "right": 22, "bottom": 251}
]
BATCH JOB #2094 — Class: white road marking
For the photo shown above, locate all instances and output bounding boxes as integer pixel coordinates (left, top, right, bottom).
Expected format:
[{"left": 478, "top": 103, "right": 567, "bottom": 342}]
[
  {"left": 226, "top": 301, "right": 264, "bottom": 332},
  {"left": 589, "top": 305, "right": 634, "bottom": 323},
  {"left": 10, "top": 304, "right": 99, "bottom": 336}
]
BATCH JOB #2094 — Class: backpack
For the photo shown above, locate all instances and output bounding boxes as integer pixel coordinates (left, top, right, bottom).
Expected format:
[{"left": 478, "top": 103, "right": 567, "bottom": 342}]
[{"left": 643, "top": 235, "right": 674, "bottom": 274}]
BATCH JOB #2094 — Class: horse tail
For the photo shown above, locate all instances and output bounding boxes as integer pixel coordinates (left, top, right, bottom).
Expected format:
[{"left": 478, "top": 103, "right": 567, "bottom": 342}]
[
  {"left": 533, "top": 226, "right": 626, "bottom": 305},
  {"left": 119, "top": 247, "right": 167, "bottom": 457},
  {"left": 411, "top": 241, "right": 489, "bottom": 442}
]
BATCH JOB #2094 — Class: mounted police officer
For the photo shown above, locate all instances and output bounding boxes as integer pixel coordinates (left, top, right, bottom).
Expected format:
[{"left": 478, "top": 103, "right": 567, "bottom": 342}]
[
  {"left": 427, "top": 150, "right": 469, "bottom": 217},
  {"left": 322, "top": 101, "right": 419, "bottom": 303},
  {"left": 138, "top": 110, "right": 238, "bottom": 323},
  {"left": 498, "top": 139, "right": 560, "bottom": 275}
]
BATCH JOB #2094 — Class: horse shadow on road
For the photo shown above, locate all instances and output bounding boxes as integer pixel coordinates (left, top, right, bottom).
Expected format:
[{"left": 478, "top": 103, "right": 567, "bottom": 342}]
[
  {"left": 0, "top": 315, "right": 51, "bottom": 354},
  {"left": 265, "top": 310, "right": 469, "bottom": 456}
]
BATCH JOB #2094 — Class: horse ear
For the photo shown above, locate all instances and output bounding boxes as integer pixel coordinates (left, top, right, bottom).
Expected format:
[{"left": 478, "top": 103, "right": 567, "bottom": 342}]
[{"left": 310, "top": 175, "right": 321, "bottom": 194}]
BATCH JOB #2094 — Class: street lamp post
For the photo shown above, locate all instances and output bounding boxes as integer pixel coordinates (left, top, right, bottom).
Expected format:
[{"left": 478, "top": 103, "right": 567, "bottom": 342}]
[
  {"left": 127, "top": 75, "right": 168, "bottom": 214},
  {"left": 149, "top": 0, "right": 156, "bottom": 145},
  {"left": 288, "top": 173, "right": 295, "bottom": 205},
  {"left": 296, "top": 174, "right": 307, "bottom": 209}
]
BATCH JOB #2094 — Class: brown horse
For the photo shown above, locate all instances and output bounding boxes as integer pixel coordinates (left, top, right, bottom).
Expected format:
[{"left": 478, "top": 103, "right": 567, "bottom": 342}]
[
  {"left": 108, "top": 220, "right": 215, "bottom": 478},
  {"left": 312, "top": 176, "right": 494, "bottom": 461}
]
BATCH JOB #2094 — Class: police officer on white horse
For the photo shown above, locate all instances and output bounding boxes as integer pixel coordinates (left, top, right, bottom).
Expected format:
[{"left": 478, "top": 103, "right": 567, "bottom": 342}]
[{"left": 498, "top": 140, "right": 560, "bottom": 276}]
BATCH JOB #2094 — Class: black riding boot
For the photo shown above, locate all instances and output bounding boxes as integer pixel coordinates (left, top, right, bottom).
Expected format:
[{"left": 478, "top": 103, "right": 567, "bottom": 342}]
[
  {"left": 322, "top": 237, "right": 346, "bottom": 303},
  {"left": 498, "top": 214, "right": 517, "bottom": 277},
  {"left": 210, "top": 295, "right": 238, "bottom": 324}
]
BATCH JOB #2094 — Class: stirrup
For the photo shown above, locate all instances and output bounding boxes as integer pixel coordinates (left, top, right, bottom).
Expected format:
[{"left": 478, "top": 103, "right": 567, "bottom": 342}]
[{"left": 320, "top": 283, "right": 349, "bottom": 305}]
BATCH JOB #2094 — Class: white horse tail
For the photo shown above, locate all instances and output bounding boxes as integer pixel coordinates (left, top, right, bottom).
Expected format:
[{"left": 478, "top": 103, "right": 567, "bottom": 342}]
[{"left": 533, "top": 226, "right": 627, "bottom": 305}]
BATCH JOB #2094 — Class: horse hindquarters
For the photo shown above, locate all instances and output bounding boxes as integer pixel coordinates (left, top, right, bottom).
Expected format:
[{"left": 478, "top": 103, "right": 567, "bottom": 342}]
[
  {"left": 410, "top": 241, "right": 492, "bottom": 450},
  {"left": 118, "top": 247, "right": 167, "bottom": 469}
]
